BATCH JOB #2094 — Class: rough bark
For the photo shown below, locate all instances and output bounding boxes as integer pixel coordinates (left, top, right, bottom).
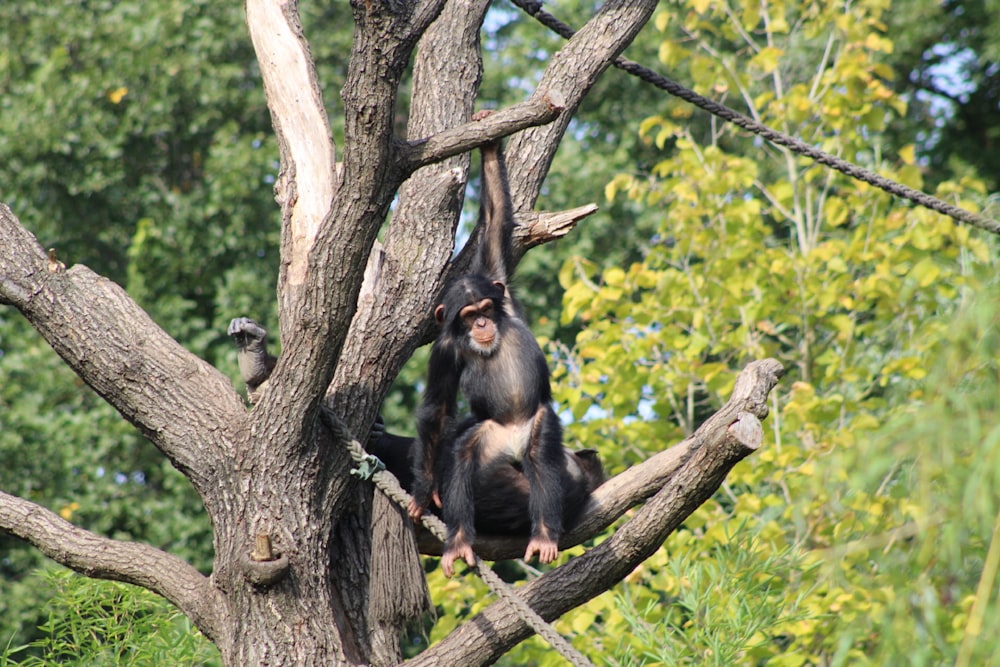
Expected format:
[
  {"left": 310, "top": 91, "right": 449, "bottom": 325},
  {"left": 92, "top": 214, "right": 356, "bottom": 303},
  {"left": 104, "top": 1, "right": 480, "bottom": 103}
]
[{"left": 0, "top": 207, "right": 243, "bottom": 493}]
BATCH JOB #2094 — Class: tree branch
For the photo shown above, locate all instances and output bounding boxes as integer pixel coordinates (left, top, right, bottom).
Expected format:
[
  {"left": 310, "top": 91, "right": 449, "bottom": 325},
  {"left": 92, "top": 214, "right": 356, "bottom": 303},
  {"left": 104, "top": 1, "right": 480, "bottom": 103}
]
[
  {"left": 398, "top": 91, "right": 566, "bottom": 172},
  {"left": 244, "top": 0, "right": 344, "bottom": 431},
  {"left": 410, "top": 359, "right": 784, "bottom": 666},
  {"left": 245, "top": 0, "right": 338, "bottom": 309},
  {"left": 514, "top": 205, "right": 600, "bottom": 254},
  {"left": 246, "top": 0, "right": 451, "bottom": 431},
  {"left": 0, "top": 205, "right": 244, "bottom": 493},
  {"left": 0, "top": 491, "right": 224, "bottom": 642}
]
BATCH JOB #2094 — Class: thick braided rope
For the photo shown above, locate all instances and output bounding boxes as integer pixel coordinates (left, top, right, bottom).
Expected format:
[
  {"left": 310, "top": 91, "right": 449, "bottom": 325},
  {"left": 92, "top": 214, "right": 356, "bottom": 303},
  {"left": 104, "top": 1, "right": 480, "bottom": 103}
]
[
  {"left": 327, "top": 415, "right": 594, "bottom": 667},
  {"left": 512, "top": 0, "right": 1000, "bottom": 235}
]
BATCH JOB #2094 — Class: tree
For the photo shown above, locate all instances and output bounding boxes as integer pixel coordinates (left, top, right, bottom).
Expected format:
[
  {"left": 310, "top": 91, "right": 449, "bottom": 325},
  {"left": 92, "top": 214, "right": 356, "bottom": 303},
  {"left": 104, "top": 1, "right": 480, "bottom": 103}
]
[{"left": 0, "top": 1, "right": 785, "bottom": 665}]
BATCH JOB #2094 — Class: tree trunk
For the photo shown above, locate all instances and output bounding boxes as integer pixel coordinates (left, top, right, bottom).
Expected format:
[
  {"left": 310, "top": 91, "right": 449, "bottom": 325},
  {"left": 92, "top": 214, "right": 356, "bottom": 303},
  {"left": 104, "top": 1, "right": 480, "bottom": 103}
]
[{"left": 206, "top": 422, "right": 359, "bottom": 665}]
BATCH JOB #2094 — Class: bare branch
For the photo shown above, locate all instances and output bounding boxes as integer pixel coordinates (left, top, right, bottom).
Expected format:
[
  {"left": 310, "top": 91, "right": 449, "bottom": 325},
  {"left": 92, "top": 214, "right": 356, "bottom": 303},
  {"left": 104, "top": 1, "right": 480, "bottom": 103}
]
[
  {"left": 514, "top": 205, "right": 600, "bottom": 253},
  {"left": 399, "top": 91, "right": 566, "bottom": 172},
  {"left": 411, "top": 359, "right": 784, "bottom": 666},
  {"left": 244, "top": 0, "right": 337, "bottom": 334},
  {"left": 0, "top": 491, "right": 224, "bottom": 642},
  {"left": 248, "top": 0, "right": 451, "bottom": 426},
  {"left": 0, "top": 205, "right": 244, "bottom": 492}
]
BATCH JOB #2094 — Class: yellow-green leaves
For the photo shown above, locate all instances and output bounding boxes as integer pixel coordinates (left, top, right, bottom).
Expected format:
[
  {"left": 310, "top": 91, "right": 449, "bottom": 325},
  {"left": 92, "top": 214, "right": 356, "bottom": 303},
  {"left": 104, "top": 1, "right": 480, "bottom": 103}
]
[
  {"left": 547, "top": 0, "right": 1000, "bottom": 662},
  {"left": 750, "top": 46, "right": 785, "bottom": 75}
]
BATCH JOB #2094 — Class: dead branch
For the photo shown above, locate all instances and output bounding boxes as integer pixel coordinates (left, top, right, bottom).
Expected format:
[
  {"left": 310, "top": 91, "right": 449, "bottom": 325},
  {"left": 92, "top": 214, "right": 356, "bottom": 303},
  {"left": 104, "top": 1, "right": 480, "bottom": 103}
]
[{"left": 515, "top": 205, "right": 601, "bottom": 251}]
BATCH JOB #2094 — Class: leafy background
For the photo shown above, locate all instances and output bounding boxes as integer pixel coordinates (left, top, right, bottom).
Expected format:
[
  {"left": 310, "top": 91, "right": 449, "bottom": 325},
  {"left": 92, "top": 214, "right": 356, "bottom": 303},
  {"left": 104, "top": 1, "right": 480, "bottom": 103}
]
[{"left": 2, "top": 0, "right": 999, "bottom": 664}]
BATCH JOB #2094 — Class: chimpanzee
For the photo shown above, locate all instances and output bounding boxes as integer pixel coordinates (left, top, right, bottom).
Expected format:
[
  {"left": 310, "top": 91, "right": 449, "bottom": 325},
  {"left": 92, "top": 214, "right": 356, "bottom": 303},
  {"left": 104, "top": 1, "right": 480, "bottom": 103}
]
[
  {"left": 408, "top": 114, "right": 582, "bottom": 576},
  {"left": 226, "top": 317, "right": 604, "bottom": 542}
]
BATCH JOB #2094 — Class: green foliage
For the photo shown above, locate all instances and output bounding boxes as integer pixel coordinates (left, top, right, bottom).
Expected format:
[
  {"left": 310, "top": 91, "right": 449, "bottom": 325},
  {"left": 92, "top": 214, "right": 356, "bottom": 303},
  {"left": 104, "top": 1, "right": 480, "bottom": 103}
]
[
  {"left": 0, "top": 0, "right": 281, "bottom": 359},
  {"left": 539, "top": 0, "right": 1000, "bottom": 663},
  {"left": 827, "top": 293, "right": 1000, "bottom": 667},
  {"left": 604, "top": 534, "right": 810, "bottom": 666},
  {"left": 0, "top": 0, "right": 282, "bottom": 648},
  {"left": 883, "top": 0, "right": 1000, "bottom": 191},
  {"left": 1, "top": 569, "right": 219, "bottom": 666}
]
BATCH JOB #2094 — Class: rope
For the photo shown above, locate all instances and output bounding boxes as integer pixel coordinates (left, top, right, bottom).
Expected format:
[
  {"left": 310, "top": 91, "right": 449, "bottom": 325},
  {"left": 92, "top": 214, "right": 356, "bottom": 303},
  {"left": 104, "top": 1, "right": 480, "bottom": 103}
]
[
  {"left": 322, "top": 410, "right": 595, "bottom": 667},
  {"left": 511, "top": 0, "right": 1000, "bottom": 235}
]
